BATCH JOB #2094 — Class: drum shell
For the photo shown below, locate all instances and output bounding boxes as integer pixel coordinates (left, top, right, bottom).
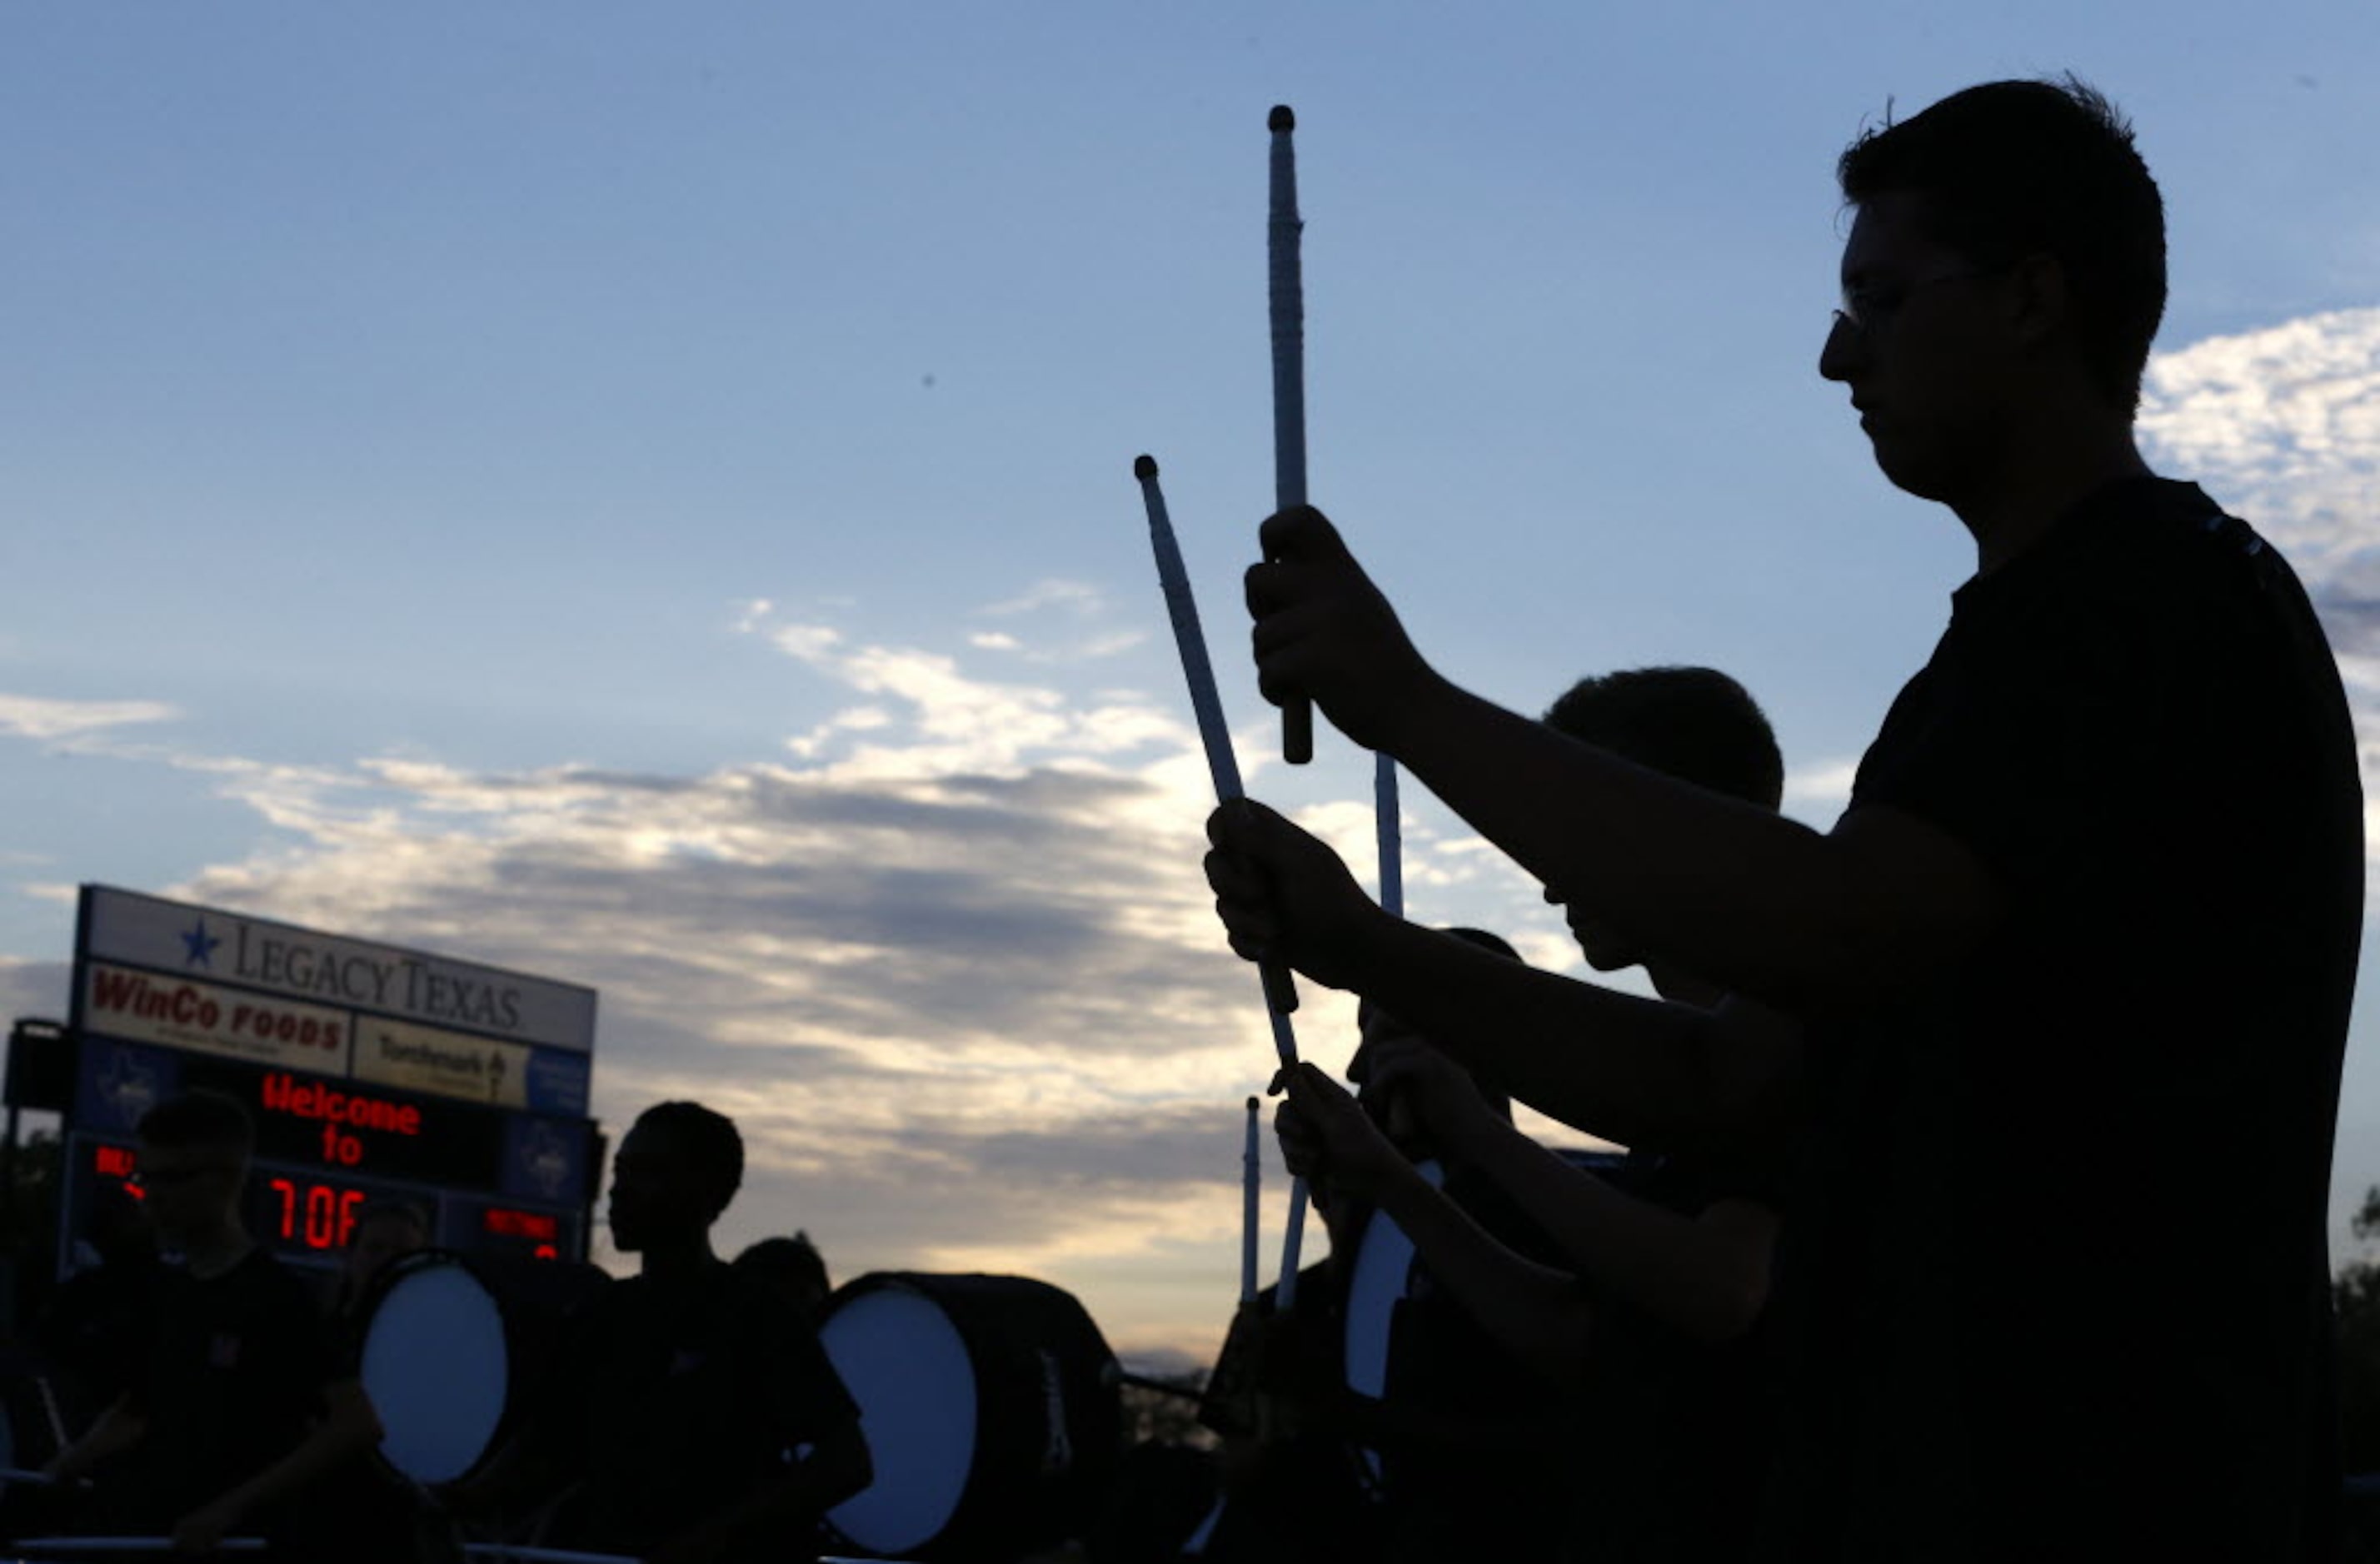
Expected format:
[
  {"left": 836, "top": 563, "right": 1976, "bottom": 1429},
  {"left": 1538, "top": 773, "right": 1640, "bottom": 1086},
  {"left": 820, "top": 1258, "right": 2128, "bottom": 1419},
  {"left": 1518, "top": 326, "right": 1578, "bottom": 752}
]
[
  {"left": 821, "top": 1272, "right": 1121, "bottom": 1562},
  {"left": 354, "top": 1248, "right": 610, "bottom": 1486}
]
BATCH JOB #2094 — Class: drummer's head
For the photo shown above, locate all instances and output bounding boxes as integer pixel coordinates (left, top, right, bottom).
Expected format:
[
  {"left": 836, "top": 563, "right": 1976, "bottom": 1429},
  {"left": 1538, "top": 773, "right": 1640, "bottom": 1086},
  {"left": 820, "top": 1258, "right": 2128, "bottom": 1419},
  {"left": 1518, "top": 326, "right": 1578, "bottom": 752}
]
[
  {"left": 134, "top": 1090, "right": 254, "bottom": 1246},
  {"left": 1351, "top": 927, "right": 1518, "bottom": 1149},
  {"left": 342, "top": 1200, "right": 429, "bottom": 1295},
  {"left": 610, "top": 1100, "right": 745, "bottom": 1253},
  {"left": 1542, "top": 667, "right": 1784, "bottom": 1004},
  {"left": 734, "top": 1232, "right": 832, "bottom": 1321}
]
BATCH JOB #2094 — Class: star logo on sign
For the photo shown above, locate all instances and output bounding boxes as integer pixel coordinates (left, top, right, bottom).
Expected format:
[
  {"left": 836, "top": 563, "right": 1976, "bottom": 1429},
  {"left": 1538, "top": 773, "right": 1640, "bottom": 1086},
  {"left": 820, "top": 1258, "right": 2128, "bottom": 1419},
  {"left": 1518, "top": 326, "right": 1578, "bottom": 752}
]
[{"left": 181, "top": 919, "right": 220, "bottom": 969}]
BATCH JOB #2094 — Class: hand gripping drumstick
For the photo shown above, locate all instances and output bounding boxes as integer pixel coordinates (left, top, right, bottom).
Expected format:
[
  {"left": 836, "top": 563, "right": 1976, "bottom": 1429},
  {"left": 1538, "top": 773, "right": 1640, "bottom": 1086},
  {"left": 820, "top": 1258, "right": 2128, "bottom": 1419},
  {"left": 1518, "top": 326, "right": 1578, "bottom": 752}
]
[
  {"left": 1268, "top": 104, "right": 1315, "bottom": 766},
  {"left": 1266, "top": 107, "right": 1406, "bottom": 914},
  {"left": 1136, "top": 455, "right": 1302, "bottom": 1040}
]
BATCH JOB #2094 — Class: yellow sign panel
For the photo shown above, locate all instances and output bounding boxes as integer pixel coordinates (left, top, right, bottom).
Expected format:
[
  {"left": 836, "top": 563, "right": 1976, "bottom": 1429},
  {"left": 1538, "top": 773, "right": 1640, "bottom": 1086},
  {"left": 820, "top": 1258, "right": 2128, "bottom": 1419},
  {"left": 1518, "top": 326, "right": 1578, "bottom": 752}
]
[
  {"left": 82, "top": 964, "right": 353, "bottom": 1072},
  {"left": 350, "top": 1015, "right": 531, "bottom": 1109}
]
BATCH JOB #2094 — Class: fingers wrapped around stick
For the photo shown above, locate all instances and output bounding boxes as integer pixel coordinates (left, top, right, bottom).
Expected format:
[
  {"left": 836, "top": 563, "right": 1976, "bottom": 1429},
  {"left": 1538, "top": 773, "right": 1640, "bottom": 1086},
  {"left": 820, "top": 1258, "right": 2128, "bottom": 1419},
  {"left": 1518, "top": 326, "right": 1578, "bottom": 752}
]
[
  {"left": 1205, "top": 798, "right": 1388, "bottom": 993},
  {"left": 1243, "top": 507, "right": 1429, "bottom": 755}
]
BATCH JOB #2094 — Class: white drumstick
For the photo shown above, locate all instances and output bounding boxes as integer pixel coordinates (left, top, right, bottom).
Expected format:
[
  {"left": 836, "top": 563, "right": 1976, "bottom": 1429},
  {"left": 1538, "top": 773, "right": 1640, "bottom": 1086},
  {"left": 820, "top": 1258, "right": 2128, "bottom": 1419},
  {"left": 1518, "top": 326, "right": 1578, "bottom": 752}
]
[
  {"left": 12, "top": 1541, "right": 266, "bottom": 1555},
  {"left": 1136, "top": 454, "right": 1302, "bottom": 1051},
  {"left": 1269, "top": 104, "right": 1315, "bottom": 766},
  {"left": 1275, "top": 1176, "right": 1310, "bottom": 1309},
  {"left": 1241, "top": 1095, "right": 1261, "bottom": 1304}
]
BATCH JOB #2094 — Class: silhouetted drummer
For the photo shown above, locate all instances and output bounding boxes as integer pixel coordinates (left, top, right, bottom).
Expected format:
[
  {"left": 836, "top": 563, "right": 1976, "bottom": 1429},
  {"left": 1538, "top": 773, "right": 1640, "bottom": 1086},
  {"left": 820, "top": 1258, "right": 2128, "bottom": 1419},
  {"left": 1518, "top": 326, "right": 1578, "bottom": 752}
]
[
  {"left": 448, "top": 1100, "right": 870, "bottom": 1564},
  {"left": 731, "top": 1232, "right": 831, "bottom": 1327},
  {"left": 1279, "top": 668, "right": 1791, "bottom": 1562},
  {"left": 42, "top": 1089, "right": 410, "bottom": 1560}
]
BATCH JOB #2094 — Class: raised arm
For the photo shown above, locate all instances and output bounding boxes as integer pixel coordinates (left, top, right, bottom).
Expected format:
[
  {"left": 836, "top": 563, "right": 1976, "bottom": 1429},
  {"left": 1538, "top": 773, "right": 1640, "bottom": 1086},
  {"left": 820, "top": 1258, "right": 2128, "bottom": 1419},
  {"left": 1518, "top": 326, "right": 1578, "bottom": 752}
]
[
  {"left": 1209, "top": 804, "right": 1798, "bottom": 1154},
  {"left": 1242, "top": 506, "right": 1999, "bottom": 1015}
]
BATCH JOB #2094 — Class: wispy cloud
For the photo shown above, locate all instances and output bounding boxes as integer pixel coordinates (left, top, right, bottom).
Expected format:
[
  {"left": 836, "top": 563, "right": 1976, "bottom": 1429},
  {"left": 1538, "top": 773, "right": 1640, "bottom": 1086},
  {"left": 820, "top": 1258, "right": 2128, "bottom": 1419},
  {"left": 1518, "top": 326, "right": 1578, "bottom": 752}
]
[
  {"left": 2141, "top": 307, "right": 2380, "bottom": 884},
  {"left": 2141, "top": 306, "right": 2380, "bottom": 653},
  {"left": 0, "top": 695, "right": 178, "bottom": 742}
]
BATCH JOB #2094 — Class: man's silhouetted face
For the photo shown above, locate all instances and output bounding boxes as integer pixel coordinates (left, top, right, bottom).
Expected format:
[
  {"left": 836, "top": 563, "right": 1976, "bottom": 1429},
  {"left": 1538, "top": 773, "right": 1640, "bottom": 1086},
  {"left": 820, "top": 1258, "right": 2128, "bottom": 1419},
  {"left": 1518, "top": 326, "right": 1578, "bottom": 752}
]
[
  {"left": 606, "top": 1123, "right": 713, "bottom": 1254},
  {"left": 134, "top": 1143, "right": 242, "bottom": 1250},
  {"left": 1819, "top": 192, "right": 2024, "bottom": 506}
]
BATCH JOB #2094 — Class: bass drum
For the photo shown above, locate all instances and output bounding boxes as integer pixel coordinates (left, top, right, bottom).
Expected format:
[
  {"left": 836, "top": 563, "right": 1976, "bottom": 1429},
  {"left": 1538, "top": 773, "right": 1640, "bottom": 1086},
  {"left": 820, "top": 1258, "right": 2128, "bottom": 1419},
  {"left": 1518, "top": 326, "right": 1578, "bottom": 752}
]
[
  {"left": 820, "top": 1273, "right": 1121, "bottom": 1562},
  {"left": 355, "top": 1249, "right": 611, "bottom": 1485}
]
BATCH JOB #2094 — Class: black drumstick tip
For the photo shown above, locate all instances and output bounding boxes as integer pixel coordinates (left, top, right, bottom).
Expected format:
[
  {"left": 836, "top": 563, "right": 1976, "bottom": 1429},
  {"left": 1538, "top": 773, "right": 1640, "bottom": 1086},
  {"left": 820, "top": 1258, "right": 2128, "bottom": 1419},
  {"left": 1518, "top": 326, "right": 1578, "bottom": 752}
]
[
  {"left": 1246, "top": 1095, "right": 1260, "bottom": 1113},
  {"left": 1135, "top": 454, "right": 1159, "bottom": 481},
  {"left": 1269, "top": 105, "right": 1295, "bottom": 132}
]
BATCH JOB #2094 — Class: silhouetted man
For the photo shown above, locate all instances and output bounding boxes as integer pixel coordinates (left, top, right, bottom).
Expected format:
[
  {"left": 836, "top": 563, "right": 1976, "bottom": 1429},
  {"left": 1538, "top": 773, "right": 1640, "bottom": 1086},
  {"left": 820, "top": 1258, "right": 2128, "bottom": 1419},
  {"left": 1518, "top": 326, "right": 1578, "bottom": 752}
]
[
  {"left": 449, "top": 1101, "right": 870, "bottom": 1564},
  {"left": 1280, "top": 668, "right": 1789, "bottom": 1562},
  {"left": 1208, "top": 79, "right": 2359, "bottom": 1561},
  {"left": 44, "top": 1090, "right": 398, "bottom": 1558}
]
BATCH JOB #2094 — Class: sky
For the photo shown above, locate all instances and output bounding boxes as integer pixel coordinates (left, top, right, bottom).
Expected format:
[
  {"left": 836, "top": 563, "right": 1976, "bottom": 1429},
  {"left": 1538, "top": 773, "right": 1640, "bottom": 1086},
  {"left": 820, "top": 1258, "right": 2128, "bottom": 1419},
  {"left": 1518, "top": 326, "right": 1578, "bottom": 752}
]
[{"left": 4, "top": 2, "right": 2379, "bottom": 1367}]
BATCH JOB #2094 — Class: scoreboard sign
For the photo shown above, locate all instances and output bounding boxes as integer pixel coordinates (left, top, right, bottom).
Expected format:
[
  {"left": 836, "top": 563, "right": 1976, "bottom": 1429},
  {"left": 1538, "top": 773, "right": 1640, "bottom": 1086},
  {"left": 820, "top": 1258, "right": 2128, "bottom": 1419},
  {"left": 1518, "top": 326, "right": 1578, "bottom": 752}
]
[{"left": 62, "top": 885, "right": 601, "bottom": 1270}]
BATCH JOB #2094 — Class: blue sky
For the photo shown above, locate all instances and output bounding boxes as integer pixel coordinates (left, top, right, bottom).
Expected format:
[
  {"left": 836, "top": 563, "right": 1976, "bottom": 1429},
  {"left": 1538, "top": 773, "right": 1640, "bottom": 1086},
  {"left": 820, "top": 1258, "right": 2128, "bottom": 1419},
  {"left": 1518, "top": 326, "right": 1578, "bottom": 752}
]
[{"left": 5, "top": 2, "right": 2378, "bottom": 1360}]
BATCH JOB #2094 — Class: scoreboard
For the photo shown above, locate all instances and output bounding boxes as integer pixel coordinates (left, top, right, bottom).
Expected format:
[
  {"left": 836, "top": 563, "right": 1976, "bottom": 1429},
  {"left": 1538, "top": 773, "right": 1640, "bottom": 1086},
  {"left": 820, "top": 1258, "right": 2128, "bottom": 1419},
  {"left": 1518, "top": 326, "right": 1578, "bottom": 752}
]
[{"left": 57, "top": 886, "right": 601, "bottom": 1273}]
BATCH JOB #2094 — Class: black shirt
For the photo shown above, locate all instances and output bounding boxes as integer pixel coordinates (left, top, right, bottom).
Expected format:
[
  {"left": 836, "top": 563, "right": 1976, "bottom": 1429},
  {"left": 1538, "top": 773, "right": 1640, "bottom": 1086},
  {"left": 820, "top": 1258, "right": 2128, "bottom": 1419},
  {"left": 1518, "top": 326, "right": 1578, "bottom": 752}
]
[
  {"left": 1574, "top": 1151, "right": 1773, "bottom": 1564},
  {"left": 1765, "top": 478, "right": 2362, "bottom": 1560},
  {"left": 115, "top": 1247, "right": 334, "bottom": 1527},
  {"left": 541, "top": 1261, "right": 863, "bottom": 1558}
]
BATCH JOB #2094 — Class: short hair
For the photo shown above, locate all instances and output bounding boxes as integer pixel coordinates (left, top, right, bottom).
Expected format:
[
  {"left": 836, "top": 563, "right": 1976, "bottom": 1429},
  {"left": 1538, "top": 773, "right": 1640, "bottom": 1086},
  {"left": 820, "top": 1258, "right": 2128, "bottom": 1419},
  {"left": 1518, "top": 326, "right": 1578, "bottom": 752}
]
[
  {"left": 136, "top": 1090, "right": 254, "bottom": 1159},
  {"left": 734, "top": 1233, "right": 831, "bottom": 1300},
  {"left": 632, "top": 1100, "right": 744, "bottom": 1223},
  {"left": 1836, "top": 76, "right": 2166, "bottom": 414},
  {"left": 1544, "top": 666, "right": 1784, "bottom": 809}
]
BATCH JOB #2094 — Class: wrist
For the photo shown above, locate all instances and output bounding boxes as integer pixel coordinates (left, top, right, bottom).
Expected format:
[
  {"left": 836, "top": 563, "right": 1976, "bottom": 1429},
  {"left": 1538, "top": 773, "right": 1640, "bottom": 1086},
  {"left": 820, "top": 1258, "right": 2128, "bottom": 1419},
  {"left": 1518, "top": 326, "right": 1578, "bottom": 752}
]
[{"left": 1372, "top": 660, "right": 1452, "bottom": 758}]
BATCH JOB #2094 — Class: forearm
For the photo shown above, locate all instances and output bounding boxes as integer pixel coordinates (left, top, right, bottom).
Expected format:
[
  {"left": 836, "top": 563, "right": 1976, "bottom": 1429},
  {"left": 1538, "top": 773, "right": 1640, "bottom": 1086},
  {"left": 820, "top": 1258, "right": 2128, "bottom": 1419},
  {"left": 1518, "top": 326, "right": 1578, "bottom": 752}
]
[
  {"left": 1368, "top": 1161, "right": 1592, "bottom": 1383},
  {"left": 661, "top": 1423, "right": 871, "bottom": 1561},
  {"left": 1386, "top": 673, "right": 1880, "bottom": 1013},
  {"left": 1347, "top": 919, "right": 1777, "bottom": 1153},
  {"left": 47, "top": 1397, "right": 144, "bottom": 1480},
  {"left": 1445, "top": 1118, "right": 1773, "bottom": 1343},
  {"left": 203, "top": 1383, "right": 382, "bottom": 1524}
]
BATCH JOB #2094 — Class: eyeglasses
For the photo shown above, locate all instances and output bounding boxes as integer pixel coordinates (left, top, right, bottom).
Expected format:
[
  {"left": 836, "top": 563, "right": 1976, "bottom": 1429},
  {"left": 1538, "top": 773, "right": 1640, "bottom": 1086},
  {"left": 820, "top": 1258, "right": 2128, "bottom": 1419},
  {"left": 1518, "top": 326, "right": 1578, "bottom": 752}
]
[{"left": 1832, "top": 265, "right": 2008, "bottom": 335}]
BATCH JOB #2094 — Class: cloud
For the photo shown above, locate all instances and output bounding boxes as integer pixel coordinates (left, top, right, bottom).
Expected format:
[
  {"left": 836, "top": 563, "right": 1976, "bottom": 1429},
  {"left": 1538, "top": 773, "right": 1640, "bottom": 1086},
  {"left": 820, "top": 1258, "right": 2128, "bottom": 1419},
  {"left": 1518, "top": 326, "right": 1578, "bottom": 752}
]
[
  {"left": 1783, "top": 758, "right": 1859, "bottom": 822},
  {"left": 0, "top": 958, "right": 69, "bottom": 1025},
  {"left": 2140, "top": 306, "right": 2380, "bottom": 655},
  {"left": 2141, "top": 306, "right": 2380, "bottom": 890},
  {"left": 0, "top": 695, "right": 178, "bottom": 742},
  {"left": 12, "top": 619, "right": 1361, "bottom": 1357}
]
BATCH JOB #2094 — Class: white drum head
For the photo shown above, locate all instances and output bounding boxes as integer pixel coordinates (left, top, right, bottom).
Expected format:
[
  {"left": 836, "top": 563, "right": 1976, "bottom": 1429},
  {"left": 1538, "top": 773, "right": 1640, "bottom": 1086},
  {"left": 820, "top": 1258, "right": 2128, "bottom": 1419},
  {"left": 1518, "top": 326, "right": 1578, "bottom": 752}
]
[
  {"left": 1342, "top": 1157, "right": 1444, "bottom": 1399},
  {"left": 360, "top": 1260, "right": 511, "bottom": 1483},
  {"left": 821, "top": 1284, "right": 978, "bottom": 1556}
]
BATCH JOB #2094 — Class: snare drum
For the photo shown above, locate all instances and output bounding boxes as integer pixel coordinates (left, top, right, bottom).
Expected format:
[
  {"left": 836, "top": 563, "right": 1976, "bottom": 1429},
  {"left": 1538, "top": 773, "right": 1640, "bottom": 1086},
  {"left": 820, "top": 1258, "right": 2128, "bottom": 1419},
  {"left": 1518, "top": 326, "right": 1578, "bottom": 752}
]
[
  {"left": 355, "top": 1250, "right": 611, "bottom": 1485},
  {"left": 820, "top": 1273, "right": 1120, "bottom": 1561}
]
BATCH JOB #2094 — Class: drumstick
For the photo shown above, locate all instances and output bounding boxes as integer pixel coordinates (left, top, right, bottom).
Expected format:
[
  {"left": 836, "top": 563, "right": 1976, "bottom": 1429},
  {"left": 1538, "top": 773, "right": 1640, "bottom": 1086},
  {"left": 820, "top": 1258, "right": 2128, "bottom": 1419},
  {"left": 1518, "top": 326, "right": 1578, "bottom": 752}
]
[
  {"left": 1136, "top": 454, "right": 1302, "bottom": 1048},
  {"left": 1268, "top": 104, "right": 1315, "bottom": 766},
  {"left": 12, "top": 1541, "right": 267, "bottom": 1555},
  {"left": 1376, "top": 755, "right": 1404, "bottom": 919},
  {"left": 1241, "top": 1095, "right": 1261, "bottom": 1304},
  {"left": 1275, "top": 1176, "right": 1310, "bottom": 1310}
]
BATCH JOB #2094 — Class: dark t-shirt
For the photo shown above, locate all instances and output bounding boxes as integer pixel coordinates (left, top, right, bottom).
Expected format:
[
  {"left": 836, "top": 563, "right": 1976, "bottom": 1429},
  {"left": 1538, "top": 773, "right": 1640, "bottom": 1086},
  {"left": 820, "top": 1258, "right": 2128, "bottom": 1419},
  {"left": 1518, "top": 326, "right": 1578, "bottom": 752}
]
[
  {"left": 1573, "top": 1151, "right": 1774, "bottom": 1564},
  {"left": 541, "top": 1261, "right": 862, "bottom": 1558},
  {"left": 1764, "top": 478, "right": 2362, "bottom": 1560},
  {"left": 111, "top": 1247, "right": 334, "bottom": 1527}
]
